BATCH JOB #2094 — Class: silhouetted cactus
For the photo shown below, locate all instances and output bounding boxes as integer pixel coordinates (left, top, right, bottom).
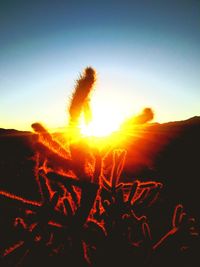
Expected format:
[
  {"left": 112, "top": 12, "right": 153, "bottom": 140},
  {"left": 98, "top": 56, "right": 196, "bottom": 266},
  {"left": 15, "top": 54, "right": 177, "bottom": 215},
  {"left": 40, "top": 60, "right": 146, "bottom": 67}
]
[{"left": 68, "top": 67, "right": 96, "bottom": 126}]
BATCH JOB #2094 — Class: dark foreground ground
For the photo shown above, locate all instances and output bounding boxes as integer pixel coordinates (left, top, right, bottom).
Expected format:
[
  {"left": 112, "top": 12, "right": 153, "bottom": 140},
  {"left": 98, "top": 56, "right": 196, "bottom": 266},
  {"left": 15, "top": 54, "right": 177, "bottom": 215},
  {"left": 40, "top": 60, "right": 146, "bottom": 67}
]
[{"left": 0, "top": 117, "right": 200, "bottom": 266}]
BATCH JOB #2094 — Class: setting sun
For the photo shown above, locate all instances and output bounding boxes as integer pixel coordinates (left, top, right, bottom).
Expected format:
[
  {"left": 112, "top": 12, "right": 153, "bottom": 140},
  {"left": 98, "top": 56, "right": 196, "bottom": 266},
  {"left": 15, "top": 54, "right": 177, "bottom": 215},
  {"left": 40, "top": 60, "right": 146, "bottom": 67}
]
[
  {"left": 80, "top": 113, "right": 123, "bottom": 137},
  {"left": 79, "top": 102, "right": 130, "bottom": 137}
]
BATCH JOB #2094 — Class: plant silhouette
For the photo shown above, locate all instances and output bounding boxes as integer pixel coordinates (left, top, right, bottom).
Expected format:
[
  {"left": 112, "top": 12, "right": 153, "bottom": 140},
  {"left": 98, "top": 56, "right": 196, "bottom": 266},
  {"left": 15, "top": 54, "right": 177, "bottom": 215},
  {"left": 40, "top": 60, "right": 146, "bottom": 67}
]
[{"left": 0, "top": 67, "right": 199, "bottom": 267}]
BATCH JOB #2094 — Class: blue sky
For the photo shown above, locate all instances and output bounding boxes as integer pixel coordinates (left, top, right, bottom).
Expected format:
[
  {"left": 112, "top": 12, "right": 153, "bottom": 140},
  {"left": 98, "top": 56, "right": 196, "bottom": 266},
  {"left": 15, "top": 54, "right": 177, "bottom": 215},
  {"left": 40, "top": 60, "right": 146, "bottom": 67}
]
[{"left": 0, "top": 0, "right": 200, "bottom": 130}]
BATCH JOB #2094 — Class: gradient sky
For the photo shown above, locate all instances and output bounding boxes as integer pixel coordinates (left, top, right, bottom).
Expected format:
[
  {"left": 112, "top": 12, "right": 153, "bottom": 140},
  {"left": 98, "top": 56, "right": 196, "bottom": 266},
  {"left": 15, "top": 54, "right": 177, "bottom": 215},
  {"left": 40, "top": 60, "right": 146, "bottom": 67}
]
[{"left": 1, "top": 0, "right": 200, "bottom": 131}]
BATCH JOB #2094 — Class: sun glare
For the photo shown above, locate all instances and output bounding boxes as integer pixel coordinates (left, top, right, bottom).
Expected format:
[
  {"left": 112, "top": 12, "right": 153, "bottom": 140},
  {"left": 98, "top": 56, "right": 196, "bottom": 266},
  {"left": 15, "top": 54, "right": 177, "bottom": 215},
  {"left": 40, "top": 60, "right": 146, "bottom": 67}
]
[{"left": 80, "top": 106, "right": 127, "bottom": 137}]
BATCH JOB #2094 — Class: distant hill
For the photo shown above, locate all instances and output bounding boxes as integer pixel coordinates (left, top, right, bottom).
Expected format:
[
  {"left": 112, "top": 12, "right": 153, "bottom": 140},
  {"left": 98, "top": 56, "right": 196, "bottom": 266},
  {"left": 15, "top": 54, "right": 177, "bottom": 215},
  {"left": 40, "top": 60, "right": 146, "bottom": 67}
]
[
  {"left": 0, "top": 116, "right": 200, "bottom": 216},
  {"left": 124, "top": 116, "right": 200, "bottom": 175}
]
